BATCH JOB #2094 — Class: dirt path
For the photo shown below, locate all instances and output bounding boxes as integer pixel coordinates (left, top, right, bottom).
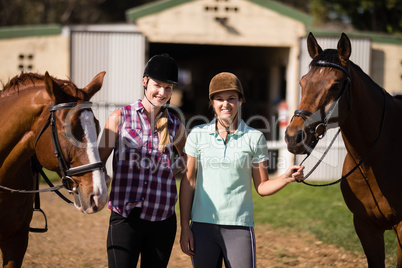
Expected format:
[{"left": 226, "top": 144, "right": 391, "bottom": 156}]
[{"left": 9, "top": 185, "right": 368, "bottom": 267}]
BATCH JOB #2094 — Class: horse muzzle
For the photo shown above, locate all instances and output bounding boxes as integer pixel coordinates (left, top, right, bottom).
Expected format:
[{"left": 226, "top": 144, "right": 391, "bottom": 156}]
[{"left": 285, "top": 111, "right": 326, "bottom": 154}]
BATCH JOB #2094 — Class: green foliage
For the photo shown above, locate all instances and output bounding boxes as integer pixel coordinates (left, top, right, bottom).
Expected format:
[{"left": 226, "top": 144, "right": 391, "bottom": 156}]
[
  {"left": 331, "top": 0, "right": 402, "bottom": 34},
  {"left": 1, "top": 0, "right": 400, "bottom": 34},
  {"left": 0, "top": 0, "right": 155, "bottom": 26},
  {"left": 253, "top": 182, "right": 397, "bottom": 266}
]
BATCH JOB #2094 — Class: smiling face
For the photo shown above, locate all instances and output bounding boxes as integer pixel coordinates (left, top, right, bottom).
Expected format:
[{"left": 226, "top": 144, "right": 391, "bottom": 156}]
[
  {"left": 143, "top": 77, "right": 173, "bottom": 107},
  {"left": 212, "top": 90, "right": 242, "bottom": 122}
]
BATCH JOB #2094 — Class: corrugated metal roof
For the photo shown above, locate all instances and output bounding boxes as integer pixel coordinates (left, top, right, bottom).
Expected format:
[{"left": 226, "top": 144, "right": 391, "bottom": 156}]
[{"left": 0, "top": 24, "right": 62, "bottom": 39}]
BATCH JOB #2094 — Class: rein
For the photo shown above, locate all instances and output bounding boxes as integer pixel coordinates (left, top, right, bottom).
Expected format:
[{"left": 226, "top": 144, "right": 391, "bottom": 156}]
[{"left": 293, "top": 60, "right": 387, "bottom": 187}]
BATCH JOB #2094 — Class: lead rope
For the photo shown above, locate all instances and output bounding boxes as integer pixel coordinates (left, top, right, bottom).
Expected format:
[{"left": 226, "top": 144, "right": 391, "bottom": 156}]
[{"left": 297, "top": 128, "right": 341, "bottom": 186}]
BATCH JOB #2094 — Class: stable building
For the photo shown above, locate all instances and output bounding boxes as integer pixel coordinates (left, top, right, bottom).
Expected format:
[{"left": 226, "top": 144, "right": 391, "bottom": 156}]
[{"left": 1, "top": 0, "right": 401, "bottom": 179}]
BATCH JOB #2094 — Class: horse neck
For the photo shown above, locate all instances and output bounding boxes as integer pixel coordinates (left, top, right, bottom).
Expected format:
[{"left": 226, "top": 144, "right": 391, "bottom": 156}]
[
  {"left": 340, "top": 65, "right": 386, "bottom": 160},
  {"left": 0, "top": 87, "right": 50, "bottom": 162}
]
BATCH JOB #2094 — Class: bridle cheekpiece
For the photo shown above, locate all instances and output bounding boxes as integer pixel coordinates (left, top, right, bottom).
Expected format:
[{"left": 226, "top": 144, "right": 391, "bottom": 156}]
[
  {"left": 34, "top": 101, "right": 105, "bottom": 194},
  {"left": 290, "top": 60, "right": 351, "bottom": 151}
]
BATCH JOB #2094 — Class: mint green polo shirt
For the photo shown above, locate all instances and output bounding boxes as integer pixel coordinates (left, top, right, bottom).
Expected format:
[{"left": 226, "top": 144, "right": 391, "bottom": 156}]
[{"left": 184, "top": 119, "right": 269, "bottom": 227}]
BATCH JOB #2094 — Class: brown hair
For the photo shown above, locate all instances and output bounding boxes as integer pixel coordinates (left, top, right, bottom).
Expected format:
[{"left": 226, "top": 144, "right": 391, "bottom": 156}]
[{"left": 155, "top": 108, "right": 170, "bottom": 152}]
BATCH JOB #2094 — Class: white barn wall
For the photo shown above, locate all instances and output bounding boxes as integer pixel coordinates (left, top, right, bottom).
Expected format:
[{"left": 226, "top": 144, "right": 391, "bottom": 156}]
[{"left": 0, "top": 34, "right": 69, "bottom": 83}]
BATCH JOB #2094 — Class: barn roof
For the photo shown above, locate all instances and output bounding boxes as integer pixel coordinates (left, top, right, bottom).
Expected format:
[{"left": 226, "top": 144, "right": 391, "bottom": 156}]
[{"left": 0, "top": 24, "right": 62, "bottom": 39}]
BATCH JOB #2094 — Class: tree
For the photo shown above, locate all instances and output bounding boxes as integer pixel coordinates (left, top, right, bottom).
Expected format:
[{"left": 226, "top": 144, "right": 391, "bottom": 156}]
[
  {"left": 0, "top": 0, "right": 400, "bottom": 35},
  {"left": 333, "top": 0, "right": 402, "bottom": 34},
  {"left": 264, "top": 0, "right": 402, "bottom": 34},
  {"left": 0, "top": 0, "right": 155, "bottom": 26}
]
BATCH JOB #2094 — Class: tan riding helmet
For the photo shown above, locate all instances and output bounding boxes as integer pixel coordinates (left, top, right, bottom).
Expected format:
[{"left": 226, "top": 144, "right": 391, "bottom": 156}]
[{"left": 209, "top": 72, "right": 245, "bottom": 101}]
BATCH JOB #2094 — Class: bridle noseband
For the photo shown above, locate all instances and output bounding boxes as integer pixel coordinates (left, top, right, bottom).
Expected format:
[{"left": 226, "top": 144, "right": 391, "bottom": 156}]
[{"left": 34, "top": 101, "right": 105, "bottom": 194}]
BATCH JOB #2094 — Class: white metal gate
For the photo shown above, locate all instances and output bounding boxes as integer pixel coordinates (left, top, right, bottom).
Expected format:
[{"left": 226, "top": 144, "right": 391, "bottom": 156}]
[{"left": 296, "top": 36, "right": 371, "bottom": 181}]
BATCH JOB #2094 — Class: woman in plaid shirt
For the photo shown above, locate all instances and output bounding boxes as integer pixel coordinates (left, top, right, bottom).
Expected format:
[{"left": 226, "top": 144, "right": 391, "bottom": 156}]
[{"left": 99, "top": 54, "right": 187, "bottom": 268}]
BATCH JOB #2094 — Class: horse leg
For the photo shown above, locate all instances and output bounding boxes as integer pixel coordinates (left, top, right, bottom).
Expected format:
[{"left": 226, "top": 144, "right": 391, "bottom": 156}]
[
  {"left": 353, "top": 215, "right": 385, "bottom": 268},
  {"left": 393, "top": 222, "right": 402, "bottom": 268},
  {"left": 1, "top": 161, "right": 36, "bottom": 268},
  {"left": 1, "top": 226, "right": 29, "bottom": 268}
]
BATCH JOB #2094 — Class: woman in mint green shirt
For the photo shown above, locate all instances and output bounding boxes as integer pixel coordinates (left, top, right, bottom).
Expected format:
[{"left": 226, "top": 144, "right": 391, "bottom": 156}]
[{"left": 179, "top": 72, "right": 305, "bottom": 268}]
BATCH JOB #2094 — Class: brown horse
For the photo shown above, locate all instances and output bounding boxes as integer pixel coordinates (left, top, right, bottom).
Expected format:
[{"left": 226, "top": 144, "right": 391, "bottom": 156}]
[
  {"left": 285, "top": 32, "right": 402, "bottom": 267},
  {"left": 0, "top": 72, "right": 109, "bottom": 268}
]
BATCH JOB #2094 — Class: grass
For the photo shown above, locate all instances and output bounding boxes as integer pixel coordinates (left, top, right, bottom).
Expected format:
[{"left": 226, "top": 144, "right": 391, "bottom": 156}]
[
  {"left": 252, "top": 182, "right": 397, "bottom": 266},
  {"left": 40, "top": 169, "right": 60, "bottom": 183}
]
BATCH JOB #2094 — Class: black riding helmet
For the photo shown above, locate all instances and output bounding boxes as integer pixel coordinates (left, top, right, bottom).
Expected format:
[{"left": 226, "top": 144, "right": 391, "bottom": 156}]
[{"left": 143, "top": 54, "right": 178, "bottom": 85}]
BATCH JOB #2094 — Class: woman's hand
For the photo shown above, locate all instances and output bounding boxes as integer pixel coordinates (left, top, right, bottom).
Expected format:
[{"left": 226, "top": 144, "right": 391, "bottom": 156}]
[
  {"left": 285, "top": 165, "right": 305, "bottom": 183},
  {"left": 180, "top": 226, "right": 195, "bottom": 257}
]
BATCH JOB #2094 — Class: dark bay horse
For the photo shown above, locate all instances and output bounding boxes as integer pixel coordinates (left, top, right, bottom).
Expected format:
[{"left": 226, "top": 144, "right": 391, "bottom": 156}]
[
  {"left": 285, "top": 33, "right": 402, "bottom": 267},
  {"left": 0, "top": 72, "right": 109, "bottom": 268}
]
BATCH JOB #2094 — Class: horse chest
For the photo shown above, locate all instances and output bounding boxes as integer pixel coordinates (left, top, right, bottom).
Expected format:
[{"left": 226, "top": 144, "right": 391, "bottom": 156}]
[{"left": 341, "top": 174, "right": 399, "bottom": 227}]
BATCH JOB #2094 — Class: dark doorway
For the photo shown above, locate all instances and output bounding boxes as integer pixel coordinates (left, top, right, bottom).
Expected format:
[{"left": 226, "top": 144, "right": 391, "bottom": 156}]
[{"left": 149, "top": 43, "right": 288, "bottom": 141}]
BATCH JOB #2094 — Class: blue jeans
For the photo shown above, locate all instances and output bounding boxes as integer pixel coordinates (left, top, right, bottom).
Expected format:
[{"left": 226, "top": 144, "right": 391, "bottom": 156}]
[{"left": 107, "top": 209, "right": 176, "bottom": 268}]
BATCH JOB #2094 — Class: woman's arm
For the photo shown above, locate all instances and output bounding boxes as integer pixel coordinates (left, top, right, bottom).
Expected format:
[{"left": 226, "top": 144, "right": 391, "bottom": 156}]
[
  {"left": 179, "top": 155, "right": 197, "bottom": 256},
  {"left": 172, "top": 123, "right": 187, "bottom": 175},
  {"left": 98, "top": 109, "right": 121, "bottom": 165},
  {"left": 252, "top": 161, "right": 304, "bottom": 196}
]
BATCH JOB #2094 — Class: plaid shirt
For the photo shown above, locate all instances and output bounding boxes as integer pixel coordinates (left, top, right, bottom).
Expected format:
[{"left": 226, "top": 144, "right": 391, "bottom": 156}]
[{"left": 108, "top": 100, "right": 181, "bottom": 221}]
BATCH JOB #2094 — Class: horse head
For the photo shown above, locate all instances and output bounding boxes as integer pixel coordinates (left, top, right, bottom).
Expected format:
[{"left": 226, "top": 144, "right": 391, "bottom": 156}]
[
  {"left": 34, "top": 72, "right": 108, "bottom": 214},
  {"left": 285, "top": 33, "right": 352, "bottom": 154}
]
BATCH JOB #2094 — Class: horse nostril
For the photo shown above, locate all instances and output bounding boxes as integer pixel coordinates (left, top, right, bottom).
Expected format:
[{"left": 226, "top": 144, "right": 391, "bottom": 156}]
[
  {"left": 90, "top": 194, "right": 99, "bottom": 212},
  {"left": 296, "top": 130, "right": 304, "bottom": 144}
]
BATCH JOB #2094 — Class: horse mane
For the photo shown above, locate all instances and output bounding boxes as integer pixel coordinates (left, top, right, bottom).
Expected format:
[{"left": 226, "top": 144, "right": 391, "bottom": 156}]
[{"left": 0, "top": 72, "right": 83, "bottom": 99}]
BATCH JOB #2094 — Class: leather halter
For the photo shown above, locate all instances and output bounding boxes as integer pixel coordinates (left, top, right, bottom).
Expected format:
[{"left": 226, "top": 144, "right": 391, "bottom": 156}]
[
  {"left": 290, "top": 60, "right": 351, "bottom": 151},
  {"left": 34, "top": 101, "right": 105, "bottom": 194}
]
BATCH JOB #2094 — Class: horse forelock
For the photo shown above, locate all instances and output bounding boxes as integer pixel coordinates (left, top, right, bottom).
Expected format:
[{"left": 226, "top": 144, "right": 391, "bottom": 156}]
[{"left": 309, "top": 49, "right": 342, "bottom": 69}]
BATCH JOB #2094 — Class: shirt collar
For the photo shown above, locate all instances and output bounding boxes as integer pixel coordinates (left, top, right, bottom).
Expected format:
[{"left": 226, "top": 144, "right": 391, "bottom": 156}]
[
  {"left": 208, "top": 118, "right": 246, "bottom": 136},
  {"left": 133, "top": 99, "right": 144, "bottom": 112}
]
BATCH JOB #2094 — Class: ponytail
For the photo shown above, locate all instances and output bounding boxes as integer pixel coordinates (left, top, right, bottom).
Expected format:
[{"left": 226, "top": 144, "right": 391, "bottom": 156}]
[{"left": 156, "top": 108, "right": 170, "bottom": 152}]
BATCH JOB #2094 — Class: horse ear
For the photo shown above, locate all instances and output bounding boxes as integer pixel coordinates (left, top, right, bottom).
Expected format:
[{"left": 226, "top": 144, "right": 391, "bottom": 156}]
[
  {"left": 44, "top": 71, "right": 64, "bottom": 104},
  {"left": 82, "top": 71, "right": 106, "bottom": 100},
  {"left": 337, "top": 33, "right": 351, "bottom": 64},
  {"left": 307, "top": 32, "right": 323, "bottom": 59}
]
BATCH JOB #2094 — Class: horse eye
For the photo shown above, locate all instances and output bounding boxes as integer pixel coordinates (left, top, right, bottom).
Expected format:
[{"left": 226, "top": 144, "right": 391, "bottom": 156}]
[{"left": 329, "top": 84, "right": 340, "bottom": 92}]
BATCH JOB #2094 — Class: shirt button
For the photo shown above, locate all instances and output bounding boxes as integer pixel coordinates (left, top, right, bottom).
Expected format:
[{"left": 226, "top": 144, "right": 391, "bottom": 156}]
[{"left": 144, "top": 181, "right": 148, "bottom": 185}]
